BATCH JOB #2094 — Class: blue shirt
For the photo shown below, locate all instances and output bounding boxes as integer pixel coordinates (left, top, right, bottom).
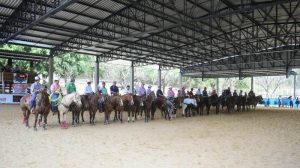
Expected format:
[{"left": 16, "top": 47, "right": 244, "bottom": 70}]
[{"left": 30, "top": 82, "right": 42, "bottom": 94}]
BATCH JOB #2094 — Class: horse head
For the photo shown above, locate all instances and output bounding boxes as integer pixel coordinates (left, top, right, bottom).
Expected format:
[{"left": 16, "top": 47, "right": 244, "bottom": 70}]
[{"left": 129, "top": 95, "right": 134, "bottom": 105}]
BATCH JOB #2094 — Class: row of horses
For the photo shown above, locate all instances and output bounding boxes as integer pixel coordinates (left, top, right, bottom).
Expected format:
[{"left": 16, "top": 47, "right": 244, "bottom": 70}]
[
  {"left": 182, "top": 94, "right": 263, "bottom": 117},
  {"left": 19, "top": 89, "right": 262, "bottom": 131},
  {"left": 20, "top": 90, "right": 179, "bottom": 130}
]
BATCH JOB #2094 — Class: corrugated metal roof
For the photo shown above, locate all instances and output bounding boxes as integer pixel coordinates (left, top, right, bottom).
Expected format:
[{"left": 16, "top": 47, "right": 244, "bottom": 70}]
[
  {"left": 82, "top": 7, "right": 111, "bottom": 19},
  {"left": 96, "top": 0, "right": 125, "bottom": 12},
  {"left": 0, "top": 0, "right": 22, "bottom": 8},
  {"left": 66, "top": 3, "right": 90, "bottom": 13}
]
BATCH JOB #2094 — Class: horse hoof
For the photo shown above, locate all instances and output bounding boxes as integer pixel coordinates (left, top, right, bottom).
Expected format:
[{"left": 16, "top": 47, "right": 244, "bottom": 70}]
[
  {"left": 34, "top": 127, "right": 38, "bottom": 131},
  {"left": 43, "top": 127, "right": 47, "bottom": 131}
]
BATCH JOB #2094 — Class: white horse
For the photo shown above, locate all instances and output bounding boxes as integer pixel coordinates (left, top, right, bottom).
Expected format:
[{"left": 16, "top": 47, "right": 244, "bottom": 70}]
[
  {"left": 58, "top": 92, "right": 82, "bottom": 129},
  {"left": 182, "top": 98, "right": 197, "bottom": 117}
]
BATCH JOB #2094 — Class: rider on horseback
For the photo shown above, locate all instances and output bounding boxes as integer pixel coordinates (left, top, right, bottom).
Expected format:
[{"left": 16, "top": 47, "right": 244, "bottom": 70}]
[
  {"left": 138, "top": 82, "right": 146, "bottom": 101},
  {"left": 146, "top": 85, "right": 152, "bottom": 96},
  {"left": 239, "top": 90, "right": 243, "bottom": 96},
  {"left": 50, "top": 77, "right": 62, "bottom": 114},
  {"left": 233, "top": 90, "right": 238, "bottom": 96},
  {"left": 188, "top": 88, "right": 194, "bottom": 98},
  {"left": 123, "top": 85, "right": 132, "bottom": 95},
  {"left": 66, "top": 78, "right": 76, "bottom": 94},
  {"left": 84, "top": 80, "right": 93, "bottom": 95},
  {"left": 156, "top": 86, "right": 164, "bottom": 98},
  {"left": 30, "top": 76, "right": 42, "bottom": 114},
  {"left": 248, "top": 90, "right": 255, "bottom": 98},
  {"left": 98, "top": 81, "right": 108, "bottom": 95},
  {"left": 195, "top": 88, "right": 202, "bottom": 96},
  {"left": 110, "top": 81, "right": 119, "bottom": 96},
  {"left": 202, "top": 87, "right": 208, "bottom": 97}
]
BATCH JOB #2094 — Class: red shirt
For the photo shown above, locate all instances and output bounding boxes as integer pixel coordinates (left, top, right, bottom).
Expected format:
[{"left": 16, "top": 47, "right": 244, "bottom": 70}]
[{"left": 188, "top": 91, "right": 194, "bottom": 97}]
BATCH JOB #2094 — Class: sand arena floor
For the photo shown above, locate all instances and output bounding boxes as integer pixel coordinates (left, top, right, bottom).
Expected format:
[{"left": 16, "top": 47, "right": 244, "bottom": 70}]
[{"left": 0, "top": 104, "right": 299, "bottom": 168}]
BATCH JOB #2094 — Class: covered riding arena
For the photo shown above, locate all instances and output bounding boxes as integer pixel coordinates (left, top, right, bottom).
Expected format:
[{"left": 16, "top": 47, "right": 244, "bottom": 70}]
[{"left": 0, "top": 0, "right": 300, "bottom": 167}]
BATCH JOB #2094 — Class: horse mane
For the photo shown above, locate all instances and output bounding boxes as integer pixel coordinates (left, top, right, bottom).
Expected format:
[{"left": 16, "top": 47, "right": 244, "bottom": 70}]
[{"left": 61, "top": 92, "right": 76, "bottom": 104}]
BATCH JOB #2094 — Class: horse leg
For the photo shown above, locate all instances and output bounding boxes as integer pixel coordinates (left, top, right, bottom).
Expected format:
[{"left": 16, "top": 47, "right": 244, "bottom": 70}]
[
  {"left": 26, "top": 110, "right": 30, "bottom": 128},
  {"left": 58, "top": 111, "right": 61, "bottom": 124},
  {"left": 33, "top": 113, "right": 38, "bottom": 131},
  {"left": 43, "top": 114, "right": 47, "bottom": 130},
  {"left": 119, "top": 111, "right": 123, "bottom": 123},
  {"left": 72, "top": 111, "right": 75, "bottom": 126},
  {"left": 81, "top": 110, "right": 85, "bottom": 123},
  {"left": 127, "top": 111, "right": 130, "bottom": 122}
]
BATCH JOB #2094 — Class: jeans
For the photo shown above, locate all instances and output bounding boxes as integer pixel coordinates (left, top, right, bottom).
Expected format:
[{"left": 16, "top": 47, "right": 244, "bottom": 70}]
[
  {"left": 51, "top": 93, "right": 60, "bottom": 112},
  {"left": 30, "top": 92, "right": 38, "bottom": 110}
]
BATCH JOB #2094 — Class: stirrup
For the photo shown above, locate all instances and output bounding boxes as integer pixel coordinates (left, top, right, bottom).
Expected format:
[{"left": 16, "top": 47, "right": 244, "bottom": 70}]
[{"left": 30, "top": 109, "right": 35, "bottom": 114}]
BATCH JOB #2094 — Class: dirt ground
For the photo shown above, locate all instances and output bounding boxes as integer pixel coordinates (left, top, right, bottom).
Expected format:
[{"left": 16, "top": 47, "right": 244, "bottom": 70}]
[{"left": 0, "top": 105, "right": 299, "bottom": 168}]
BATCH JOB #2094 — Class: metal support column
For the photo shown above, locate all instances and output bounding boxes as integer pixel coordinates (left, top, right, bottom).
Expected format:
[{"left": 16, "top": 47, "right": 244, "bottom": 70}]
[
  {"left": 158, "top": 65, "right": 161, "bottom": 89},
  {"left": 130, "top": 61, "right": 134, "bottom": 93},
  {"left": 94, "top": 56, "right": 99, "bottom": 92},
  {"left": 29, "top": 61, "right": 34, "bottom": 70},
  {"left": 48, "top": 50, "right": 54, "bottom": 87},
  {"left": 294, "top": 74, "right": 296, "bottom": 98},
  {"left": 7, "top": 58, "right": 12, "bottom": 67},
  {"left": 216, "top": 78, "right": 219, "bottom": 95},
  {"left": 251, "top": 76, "right": 254, "bottom": 91},
  {"left": 179, "top": 71, "right": 183, "bottom": 88}
]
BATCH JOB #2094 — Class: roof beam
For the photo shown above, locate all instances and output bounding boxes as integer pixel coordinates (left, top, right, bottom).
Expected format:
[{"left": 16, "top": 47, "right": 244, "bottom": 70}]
[{"left": 0, "top": 0, "right": 78, "bottom": 43}]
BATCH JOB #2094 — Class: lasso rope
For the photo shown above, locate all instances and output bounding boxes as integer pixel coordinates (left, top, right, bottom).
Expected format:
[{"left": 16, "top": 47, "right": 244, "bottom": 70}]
[{"left": 49, "top": 93, "right": 63, "bottom": 107}]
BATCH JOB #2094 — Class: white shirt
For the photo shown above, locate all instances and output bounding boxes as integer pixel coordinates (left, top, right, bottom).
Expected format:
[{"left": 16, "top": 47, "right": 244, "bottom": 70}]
[
  {"left": 124, "top": 88, "right": 132, "bottom": 95},
  {"left": 84, "top": 84, "right": 93, "bottom": 95}
]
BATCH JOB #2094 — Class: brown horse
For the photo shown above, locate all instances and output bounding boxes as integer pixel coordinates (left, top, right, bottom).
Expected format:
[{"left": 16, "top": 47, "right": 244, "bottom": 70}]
[
  {"left": 80, "top": 94, "right": 91, "bottom": 123},
  {"left": 89, "top": 93, "right": 102, "bottom": 125},
  {"left": 111, "top": 95, "right": 124, "bottom": 123},
  {"left": 101, "top": 95, "right": 113, "bottom": 125},
  {"left": 20, "top": 94, "right": 31, "bottom": 127},
  {"left": 121, "top": 94, "right": 135, "bottom": 122},
  {"left": 33, "top": 91, "right": 50, "bottom": 131},
  {"left": 132, "top": 95, "right": 144, "bottom": 121},
  {"left": 144, "top": 91, "right": 155, "bottom": 122}
]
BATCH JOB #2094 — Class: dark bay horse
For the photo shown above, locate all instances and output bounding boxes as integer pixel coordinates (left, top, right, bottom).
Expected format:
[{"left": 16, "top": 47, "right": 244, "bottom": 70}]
[
  {"left": 152, "top": 96, "right": 167, "bottom": 119},
  {"left": 33, "top": 91, "right": 50, "bottom": 131},
  {"left": 132, "top": 95, "right": 144, "bottom": 121},
  {"left": 247, "top": 95, "right": 263, "bottom": 110},
  {"left": 80, "top": 94, "right": 91, "bottom": 123},
  {"left": 87, "top": 94, "right": 101, "bottom": 125},
  {"left": 144, "top": 91, "right": 155, "bottom": 122},
  {"left": 208, "top": 94, "right": 220, "bottom": 114}
]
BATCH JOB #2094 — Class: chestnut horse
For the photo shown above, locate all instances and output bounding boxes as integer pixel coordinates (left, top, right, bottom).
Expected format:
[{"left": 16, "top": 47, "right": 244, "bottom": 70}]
[
  {"left": 111, "top": 95, "right": 124, "bottom": 123},
  {"left": 101, "top": 95, "right": 113, "bottom": 125},
  {"left": 121, "top": 94, "right": 135, "bottom": 122},
  {"left": 20, "top": 94, "right": 31, "bottom": 128},
  {"left": 33, "top": 91, "right": 50, "bottom": 131}
]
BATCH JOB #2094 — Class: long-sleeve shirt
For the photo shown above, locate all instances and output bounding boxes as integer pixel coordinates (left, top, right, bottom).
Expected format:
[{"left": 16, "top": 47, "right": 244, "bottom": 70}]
[
  {"left": 195, "top": 89, "right": 201, "bottom": 96},
  {"left": 167, "top": 89, "right": 175, "bottom": 97},
  {"left": 30, "top": 82, "right": 42, "bottom": 94},
  {"left": 202, "top": 90, "right": 208, "bottom": 97},
  {"left": 146, "top": 88, "right": 152, "bottom": 96},
  {"left": 50, "top": 83, "right": 61, "bottom": 93},
  {"left": 138, "top": 86, "right": 146, "bottom": 96},
  {"left": 83, "top": 84, "right": 93, "bottom": 95},
  {"left": 123, "top": 89, "right": 132, "bottom": 95}
]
